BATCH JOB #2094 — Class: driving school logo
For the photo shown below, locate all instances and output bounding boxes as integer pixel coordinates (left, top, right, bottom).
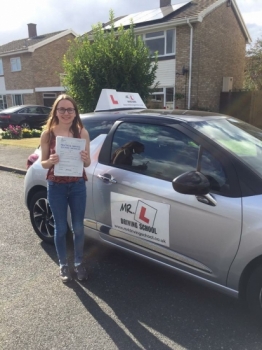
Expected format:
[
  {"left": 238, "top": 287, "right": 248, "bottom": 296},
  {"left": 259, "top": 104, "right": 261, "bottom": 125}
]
[
  {"left": 125, "top": 94, "right": 136, "bottom": 103},
  {"left": 110, "top": 95, "right": 119, "bottom": 105},
  {"left": 120, "top": 200, "right": 157, "bottom": 227},
  {"left": 112, "top": 192, "right": 170, "bottom": 246}
]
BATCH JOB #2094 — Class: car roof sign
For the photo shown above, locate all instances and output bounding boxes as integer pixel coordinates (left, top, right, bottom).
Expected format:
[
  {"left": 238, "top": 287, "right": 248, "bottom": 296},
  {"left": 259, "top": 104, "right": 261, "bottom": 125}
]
[{"left": 95, "top": 89, "right": 147, "bottom": 112}]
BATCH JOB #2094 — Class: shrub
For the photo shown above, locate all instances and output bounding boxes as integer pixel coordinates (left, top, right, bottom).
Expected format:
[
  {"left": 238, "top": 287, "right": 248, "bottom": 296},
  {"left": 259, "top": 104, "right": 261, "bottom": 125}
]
[
  {"left": 31, "top": 129, "right": 42, "bottom": 138},
  {"left": 2, "top": 125, "right": 22, "bottom": 139},
  {"left": 63, "top": 10, "right": 158, "bottom": 112},
  {"left": 2, "top": 132, "right": 12, "bottom": 139},
  {"left": 22, "top": 128, "right": 32, "bottom": 138},
  {"left": 1, "top": 125, "right": 42, "bottom": 139}
]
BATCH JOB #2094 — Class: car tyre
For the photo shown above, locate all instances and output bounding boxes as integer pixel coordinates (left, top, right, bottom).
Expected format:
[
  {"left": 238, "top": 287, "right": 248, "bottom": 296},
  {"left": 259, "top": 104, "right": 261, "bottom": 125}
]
[
  {"left": 20, "top": 121, "right": 31, "bottom": 129},
  {"left": 246, "top": 265, "right": 262, "bottom": 321},
  {"left": 29, "top": 190, "right": 54, "bottom": 244}
]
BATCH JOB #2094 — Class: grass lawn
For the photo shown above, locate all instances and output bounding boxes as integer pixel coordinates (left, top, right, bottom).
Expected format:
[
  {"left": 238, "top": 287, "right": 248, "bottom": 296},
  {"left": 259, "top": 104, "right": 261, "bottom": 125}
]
[{"left": 0, "top": 138, "right": 40, "bottom": 148}]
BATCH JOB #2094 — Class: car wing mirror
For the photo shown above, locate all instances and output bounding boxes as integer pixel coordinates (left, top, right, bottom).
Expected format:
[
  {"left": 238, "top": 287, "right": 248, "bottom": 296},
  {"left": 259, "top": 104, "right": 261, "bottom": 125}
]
[{"left": 172, "top": 171, "right": 210, "bottom": 195}]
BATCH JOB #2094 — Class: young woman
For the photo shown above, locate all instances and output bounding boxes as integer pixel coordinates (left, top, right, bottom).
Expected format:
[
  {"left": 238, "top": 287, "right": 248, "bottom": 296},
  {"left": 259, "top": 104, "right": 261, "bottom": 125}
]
[{"left": 41, "top": 94, "right": 90, "bottom": 283}]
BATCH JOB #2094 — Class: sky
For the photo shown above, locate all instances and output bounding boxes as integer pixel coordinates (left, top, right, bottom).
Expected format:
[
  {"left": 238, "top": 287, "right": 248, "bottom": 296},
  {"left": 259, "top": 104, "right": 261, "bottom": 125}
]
[{"left": 0, "top": 0, "right": 261, "bottom": 47}]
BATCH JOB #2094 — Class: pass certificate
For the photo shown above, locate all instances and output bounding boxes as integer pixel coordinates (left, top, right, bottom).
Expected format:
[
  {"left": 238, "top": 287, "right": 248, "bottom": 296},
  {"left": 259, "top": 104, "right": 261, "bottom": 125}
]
[{"left": 54, "top": 136, "right": 86, "bottom": 177}]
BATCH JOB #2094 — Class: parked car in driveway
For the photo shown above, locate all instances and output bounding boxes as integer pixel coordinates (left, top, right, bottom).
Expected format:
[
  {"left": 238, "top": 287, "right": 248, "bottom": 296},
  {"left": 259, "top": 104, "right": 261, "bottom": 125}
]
[
  {"left": 24, "top": 90, "right": 262, "bottom": 320},
  {"left": 0, "top": 105, "right": 51, "bottom": 130}
]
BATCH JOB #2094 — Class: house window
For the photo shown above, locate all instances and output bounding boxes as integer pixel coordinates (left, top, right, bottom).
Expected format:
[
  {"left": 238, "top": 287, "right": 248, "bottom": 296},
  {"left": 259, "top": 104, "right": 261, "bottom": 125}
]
[
  {"left": 43, "top": 93, "right": 57, "bottom": 107},
  {"left": 150, "top": 87, "right": 174, "bottom": 108},
  {"left": 0, "top": 95, "right": 7, "bottom": 110},
  {"left": 43, "top": 93, "right": 57, "bottom": 99},
  {"left": 143, "top": 29, "right": 175, "bottom": 56},
  {"left": 10, "top": 57, "right": 21, "bottom": 72},
  {"left": 0, "top": 59, "right": 3, "bottom": 75},
  {"left": 151, "top": 88, "right": 164, "bottom": 102},
  {"left": 12, "top": 94, "right": 24, "bottom": 105},
  {"left": 166, "top": 88, "right": 174, "bottom": 102},
  {"left": 152, "top": 95, "right": 162, "bottom": 102},
  {"left": 166, "top": 30, "right": 175, "bottom": 54}
]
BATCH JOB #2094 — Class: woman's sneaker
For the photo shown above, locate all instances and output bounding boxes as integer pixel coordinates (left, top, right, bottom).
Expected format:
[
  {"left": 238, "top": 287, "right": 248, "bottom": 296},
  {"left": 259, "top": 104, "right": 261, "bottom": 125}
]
[
  {"left": 59, "top": 266, "right": 72, "bottom": 283},
  {"left": 74, "top": 264, "right": 88, "bottom": 281}
]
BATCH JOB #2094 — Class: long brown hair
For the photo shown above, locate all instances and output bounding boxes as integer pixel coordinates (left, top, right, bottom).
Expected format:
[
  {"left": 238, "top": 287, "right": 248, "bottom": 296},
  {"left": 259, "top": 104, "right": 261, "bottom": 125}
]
[{"left": 44, "top": 94, "right": 84, "bottom": 141}]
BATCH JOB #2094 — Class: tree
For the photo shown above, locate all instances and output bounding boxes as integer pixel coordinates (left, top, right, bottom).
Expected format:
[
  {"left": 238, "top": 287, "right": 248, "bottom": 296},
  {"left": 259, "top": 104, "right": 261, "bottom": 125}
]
[
  {"left": 63, "top": 11, "right": 158, "bottom": 112},
  {"left": 244, "top": 37, "right": 262, "bottom": 91}
]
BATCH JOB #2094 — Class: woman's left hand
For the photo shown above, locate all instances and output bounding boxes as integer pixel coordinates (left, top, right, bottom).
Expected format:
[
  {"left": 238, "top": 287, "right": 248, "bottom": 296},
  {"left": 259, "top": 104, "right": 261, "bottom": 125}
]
[{"left": 80, "top": 150, "right": 90, "bottom": 165}]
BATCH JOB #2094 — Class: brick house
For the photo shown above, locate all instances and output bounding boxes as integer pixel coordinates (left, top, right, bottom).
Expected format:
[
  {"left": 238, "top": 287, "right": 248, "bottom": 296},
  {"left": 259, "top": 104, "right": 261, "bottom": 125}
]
[
  {"left": 102, "top": 0, "right": 251, "bottom": 111},
  {"left": 0, "top": 24, "right": 77, "bottom": 109}
]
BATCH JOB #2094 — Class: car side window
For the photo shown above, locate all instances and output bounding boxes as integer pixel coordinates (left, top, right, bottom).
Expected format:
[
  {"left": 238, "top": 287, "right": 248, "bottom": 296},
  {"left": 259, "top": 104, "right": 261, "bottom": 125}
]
[
  {"left": 35, "top": 107, "right": 42, "bottom": 114},
  {"left": 110, "top": 122, "right": 228, "bottom": 192},
  {"left": 200, "top": 149, "right": 228, "bottom": 192},
  {"left": 19, "top": 108, "right": 28, "bottom": 113},
  {"left": 25, "top": 107, "right": 39, "bottom": 114},
  {"left": 82, "top": 119, "right": 114, "bottom": 141},
  {"left": 110, "top": 122, "right": 198, "bottom": 181},
  {"left": 42, "top": 107, "right": 51, "bottom": 114}
]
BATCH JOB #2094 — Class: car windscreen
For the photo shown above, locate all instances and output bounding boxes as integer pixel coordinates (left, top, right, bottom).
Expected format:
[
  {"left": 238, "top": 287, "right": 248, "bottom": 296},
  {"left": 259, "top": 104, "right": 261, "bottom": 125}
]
[{"left": 190, "top": 118, "right": 262, "bottom": 178}]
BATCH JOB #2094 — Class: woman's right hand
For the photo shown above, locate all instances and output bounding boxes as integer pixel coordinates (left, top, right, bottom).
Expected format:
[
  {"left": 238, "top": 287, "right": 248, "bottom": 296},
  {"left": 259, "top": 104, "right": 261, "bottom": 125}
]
[{"left": 49, "top": 153, "right": 59, "bottom": 166}]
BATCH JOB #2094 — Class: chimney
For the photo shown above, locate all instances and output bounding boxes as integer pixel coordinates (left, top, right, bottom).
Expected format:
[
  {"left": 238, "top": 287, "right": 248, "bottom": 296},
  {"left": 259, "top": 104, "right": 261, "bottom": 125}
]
[
  {"left": 160, "top": 0, "right": 171, "bottom": 7},
  {"left": 27, "top": 23, "right": 37, "bottom": 38}
]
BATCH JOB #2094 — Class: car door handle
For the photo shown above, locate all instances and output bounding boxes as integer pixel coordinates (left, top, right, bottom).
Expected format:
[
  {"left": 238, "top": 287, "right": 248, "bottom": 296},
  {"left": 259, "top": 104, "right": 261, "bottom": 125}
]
[
  {"left": 196, "top": 194, "right": 217, "bottom": 207},
  {"left": 97, "top": 174, "right": 117, "bottom": 184}
]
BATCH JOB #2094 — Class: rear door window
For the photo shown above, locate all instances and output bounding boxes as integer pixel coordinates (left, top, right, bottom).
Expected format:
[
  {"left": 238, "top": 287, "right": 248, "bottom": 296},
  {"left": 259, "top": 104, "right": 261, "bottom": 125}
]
[{"left": 42, "top": 107, "right": 51, "bottom": 114}]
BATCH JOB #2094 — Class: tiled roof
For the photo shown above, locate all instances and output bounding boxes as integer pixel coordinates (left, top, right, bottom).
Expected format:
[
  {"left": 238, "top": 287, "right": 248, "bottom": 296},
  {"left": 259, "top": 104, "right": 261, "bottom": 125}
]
[
  {"left": 95, "top": 0, "right": 249, "bottom": 42},
  {"left": 86, "top": 0, "right": 220, "bottom": 34},
  {"left": 84, "top": 16, "right": 126, "bottom": 35},
  {"left": 121, "top": 0, "right": 219, "bottom": 28},
  {"left": 156, "top": 0, "right": 219, "bottom": 23},
  {"left": 0, "top": 30, "right": 65, "bottom": 55}
]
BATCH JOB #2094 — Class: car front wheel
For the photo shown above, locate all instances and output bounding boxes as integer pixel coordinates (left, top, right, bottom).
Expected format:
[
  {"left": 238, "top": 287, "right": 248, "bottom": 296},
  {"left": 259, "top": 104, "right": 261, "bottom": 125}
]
[
  {"left": 246, "top": 265, "right": 262, "bottom": 321},
  {"left": 29, "top": 190, "right": 54, "bottom": 244}
]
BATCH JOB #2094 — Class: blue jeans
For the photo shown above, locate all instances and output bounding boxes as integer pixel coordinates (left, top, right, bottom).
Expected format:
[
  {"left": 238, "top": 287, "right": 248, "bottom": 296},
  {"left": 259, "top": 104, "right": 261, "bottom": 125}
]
[{"left": 47, "top": 178, "right": 86, "bottom": 266}]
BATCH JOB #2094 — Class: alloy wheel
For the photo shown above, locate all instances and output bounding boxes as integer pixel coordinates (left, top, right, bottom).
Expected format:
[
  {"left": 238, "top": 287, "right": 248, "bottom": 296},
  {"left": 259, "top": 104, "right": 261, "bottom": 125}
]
[{"left": 33, "top": 197, "right": 54, "bottom": 239}]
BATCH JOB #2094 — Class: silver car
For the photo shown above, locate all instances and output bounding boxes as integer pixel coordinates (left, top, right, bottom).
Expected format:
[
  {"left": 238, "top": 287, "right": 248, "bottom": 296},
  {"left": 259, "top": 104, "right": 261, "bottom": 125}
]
[{"left": 24, "top": 110, "right": 262, "bottom": 320}]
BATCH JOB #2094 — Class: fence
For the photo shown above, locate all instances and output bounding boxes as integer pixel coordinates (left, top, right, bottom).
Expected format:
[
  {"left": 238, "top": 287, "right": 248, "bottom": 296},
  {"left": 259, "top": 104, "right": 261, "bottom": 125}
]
[{"left": 219, "top": 91, "right": 262, "bottom": 129}]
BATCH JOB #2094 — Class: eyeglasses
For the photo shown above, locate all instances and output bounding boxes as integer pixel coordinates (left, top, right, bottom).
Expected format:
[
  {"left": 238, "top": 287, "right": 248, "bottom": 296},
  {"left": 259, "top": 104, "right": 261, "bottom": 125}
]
[{"left": 57, "top": 107, "right": 75, "bottom": 114}]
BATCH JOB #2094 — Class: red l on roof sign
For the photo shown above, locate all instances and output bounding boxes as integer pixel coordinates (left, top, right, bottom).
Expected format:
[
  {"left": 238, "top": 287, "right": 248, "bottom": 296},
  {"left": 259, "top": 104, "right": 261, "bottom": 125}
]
[{"left": 95, "top": 89, "right": 147, "bottom": 112}]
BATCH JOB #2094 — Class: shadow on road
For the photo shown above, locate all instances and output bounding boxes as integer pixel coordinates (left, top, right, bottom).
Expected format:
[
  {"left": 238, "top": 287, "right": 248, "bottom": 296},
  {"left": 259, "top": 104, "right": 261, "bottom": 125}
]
[{"left": 40, "top": 236, "right": 262, "bottom": 349}]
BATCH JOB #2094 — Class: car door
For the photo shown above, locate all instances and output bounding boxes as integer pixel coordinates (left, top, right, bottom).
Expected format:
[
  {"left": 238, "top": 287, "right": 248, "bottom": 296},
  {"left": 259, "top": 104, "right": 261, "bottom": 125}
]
[
  {"left": 17, "top": 107, "right": 36, "bottom": 128},
  {"left": 90, "top": 120, "right": 242, "bottom": 285},
  {"left": 36, "top": 107, "right": 50, "bottom": 127},
  {"left": 28, "top": 106, "right": 49, "bottom": 128},
  {"left": 18, "top": 107, "right": 33, "bottom": 126},
  {"left": 19, "top": 106, "right": 48, "bottom": 128}
]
